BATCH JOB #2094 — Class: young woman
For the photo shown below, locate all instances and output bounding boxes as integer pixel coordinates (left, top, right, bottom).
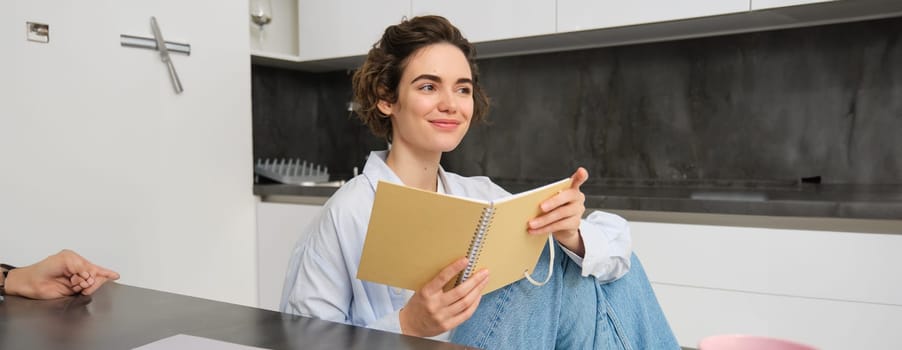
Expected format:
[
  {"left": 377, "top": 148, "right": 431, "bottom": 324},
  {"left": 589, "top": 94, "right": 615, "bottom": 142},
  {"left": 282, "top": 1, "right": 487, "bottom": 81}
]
[{"left": 281, "top": 15, "right": 678, "bottom": 349}]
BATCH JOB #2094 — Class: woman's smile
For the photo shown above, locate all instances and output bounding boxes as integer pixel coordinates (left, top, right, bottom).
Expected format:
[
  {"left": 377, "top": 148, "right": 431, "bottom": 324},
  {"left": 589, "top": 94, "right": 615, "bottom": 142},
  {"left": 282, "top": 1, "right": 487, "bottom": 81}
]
[{"left": 429, "top": 118, "right": 462, "bottom": 130}]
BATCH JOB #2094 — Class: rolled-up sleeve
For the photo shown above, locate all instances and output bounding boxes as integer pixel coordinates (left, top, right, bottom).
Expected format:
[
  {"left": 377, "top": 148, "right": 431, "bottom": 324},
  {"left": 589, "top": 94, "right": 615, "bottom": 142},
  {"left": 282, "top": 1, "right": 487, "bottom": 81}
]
[{"left": 559, "top": 210, "right": 632, "bottom": 283}]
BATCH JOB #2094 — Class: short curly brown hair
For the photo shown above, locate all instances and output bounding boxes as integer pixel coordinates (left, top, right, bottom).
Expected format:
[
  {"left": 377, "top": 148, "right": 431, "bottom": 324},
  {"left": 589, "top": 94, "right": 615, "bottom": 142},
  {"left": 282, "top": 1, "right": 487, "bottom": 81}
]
[{"left": 352, "top": 15, "right": 490, "bottom": 140}]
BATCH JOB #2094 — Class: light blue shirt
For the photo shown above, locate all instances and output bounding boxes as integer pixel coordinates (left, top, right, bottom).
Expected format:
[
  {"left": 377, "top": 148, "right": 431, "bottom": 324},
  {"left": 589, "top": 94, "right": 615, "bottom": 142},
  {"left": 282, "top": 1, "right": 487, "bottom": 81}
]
[{"left": 280, "top": 150, "right": 632, "bottom": 335}]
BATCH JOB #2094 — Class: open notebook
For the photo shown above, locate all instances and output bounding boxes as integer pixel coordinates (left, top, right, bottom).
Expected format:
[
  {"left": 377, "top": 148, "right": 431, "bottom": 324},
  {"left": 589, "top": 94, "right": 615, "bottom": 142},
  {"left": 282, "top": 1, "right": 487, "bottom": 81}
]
[{"left": 357, "top": 178, "right": 572, "bottom": 294}]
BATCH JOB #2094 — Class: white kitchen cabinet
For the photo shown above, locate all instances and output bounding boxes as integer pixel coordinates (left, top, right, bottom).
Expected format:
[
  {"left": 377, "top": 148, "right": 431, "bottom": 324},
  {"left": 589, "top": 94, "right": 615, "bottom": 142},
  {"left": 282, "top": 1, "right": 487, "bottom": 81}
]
[
  {"left": 752, "top": 0, "right": 837, "bottom": 11},
  {"left": 256, "top": 201, "right": 323, "bottom": 311},
  {"left": 631, "top": 220, "right": 902, "bottom": 349},
  {"left": 556, "top": 0, "right": 749, "bottom": 33},
  {"left": 2, "top": 1, "right": 256, "bottom": 305},
  {"left": 261, "top": 0, "right": 901, "bottom": 70},
  {"left": 250, "top": 0, "right": 299, "bottom": 58},
  {"left": 297, "top": 0, "right": 408, "bottom": 61},
  {"left": 411, "top": 0, "right": 555, "bottom": 43}
]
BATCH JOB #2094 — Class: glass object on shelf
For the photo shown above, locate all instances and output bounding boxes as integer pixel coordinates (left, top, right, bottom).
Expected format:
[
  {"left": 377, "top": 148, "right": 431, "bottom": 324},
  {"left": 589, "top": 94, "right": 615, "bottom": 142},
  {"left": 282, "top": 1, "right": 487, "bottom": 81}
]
[{"left": 249, "top": 0, "right": 272, "bottom": 31}]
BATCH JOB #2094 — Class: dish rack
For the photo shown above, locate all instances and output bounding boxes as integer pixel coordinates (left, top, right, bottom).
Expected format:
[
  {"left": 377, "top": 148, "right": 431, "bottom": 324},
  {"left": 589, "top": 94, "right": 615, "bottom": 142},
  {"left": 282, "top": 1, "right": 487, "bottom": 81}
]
[{"left": 255, "top": 158, "right": 329, "bottom": 185}]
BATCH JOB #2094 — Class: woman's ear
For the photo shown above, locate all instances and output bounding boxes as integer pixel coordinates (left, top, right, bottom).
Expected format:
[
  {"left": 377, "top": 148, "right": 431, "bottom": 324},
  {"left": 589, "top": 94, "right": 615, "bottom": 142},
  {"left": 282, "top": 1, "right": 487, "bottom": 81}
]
[{"left": 377, "top": 100, "right": 393, "bottom": 117}]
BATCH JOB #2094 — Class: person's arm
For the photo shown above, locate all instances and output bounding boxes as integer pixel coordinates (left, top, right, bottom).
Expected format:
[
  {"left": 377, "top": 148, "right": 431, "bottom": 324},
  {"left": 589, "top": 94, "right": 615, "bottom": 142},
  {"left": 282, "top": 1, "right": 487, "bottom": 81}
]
[
  {"left": 399, "top": 257, "right": 488, "bottom": 337},
  {"left": 281, "top": 209, "right": 355, "bottom": 323},
  {"left": 281, "top": 205, "right": 488, "bottom": 337},
  {"left": 0, "top": 264, "right": 10, "bottom": 300},
  {"left": 528, "top": 168, "right": 632, "bottom": 282},
  {"left": 3, "top": 249, "right": 119, "bottom": 299},
  {"left": 560, "top": 211, "right": 632, "bottom": 282}
]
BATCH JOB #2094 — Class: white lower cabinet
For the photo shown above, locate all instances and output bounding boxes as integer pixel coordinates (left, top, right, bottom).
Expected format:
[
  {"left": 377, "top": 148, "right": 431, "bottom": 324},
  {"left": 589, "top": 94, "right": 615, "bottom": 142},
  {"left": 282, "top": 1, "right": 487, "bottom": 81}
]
[
  {"left": 632, "top": 221, "right": 902, "bottom": 349},
  {"left": 254, "top": 199, "right": 902, "bottom": 349},
  {"left": 256, "top": 201, "right": 324, "bottom": 311}
]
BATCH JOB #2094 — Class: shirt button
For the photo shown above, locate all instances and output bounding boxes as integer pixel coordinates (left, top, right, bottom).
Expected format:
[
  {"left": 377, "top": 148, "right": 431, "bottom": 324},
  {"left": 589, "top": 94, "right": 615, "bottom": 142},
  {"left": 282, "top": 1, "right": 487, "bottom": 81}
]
[{"left": 391, "top": 287, "right": 403, "bottom": 295}]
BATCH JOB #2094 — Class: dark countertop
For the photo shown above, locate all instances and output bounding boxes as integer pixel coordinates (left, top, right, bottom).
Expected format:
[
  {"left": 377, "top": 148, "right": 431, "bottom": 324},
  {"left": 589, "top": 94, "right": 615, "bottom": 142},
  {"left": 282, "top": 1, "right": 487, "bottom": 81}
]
[
  {"left": 254, "top": 180, "right": 902, "bottom": 221},
  {"left": 0, "top": 283, "right": 470, "bottom": 350}
]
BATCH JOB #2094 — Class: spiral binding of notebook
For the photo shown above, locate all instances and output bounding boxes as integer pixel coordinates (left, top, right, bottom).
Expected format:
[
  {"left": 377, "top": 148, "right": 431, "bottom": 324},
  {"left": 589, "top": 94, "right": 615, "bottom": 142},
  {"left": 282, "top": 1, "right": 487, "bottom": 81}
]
[
  {"left": 254, "top": 158, "right": 329, "bottom": 185},
  {"left": 458, "top": 206, "right": 495, "bottom": 285}
]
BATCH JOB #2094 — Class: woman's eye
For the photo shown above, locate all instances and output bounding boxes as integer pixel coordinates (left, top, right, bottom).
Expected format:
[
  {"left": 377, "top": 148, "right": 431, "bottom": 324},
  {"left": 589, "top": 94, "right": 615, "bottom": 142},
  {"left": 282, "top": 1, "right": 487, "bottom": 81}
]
[
  {"left": 457, "top": 87, "right": 472, "bottom": 95},
  {"left": 418, "top": 84, "right": 435, "bottom": 91}
]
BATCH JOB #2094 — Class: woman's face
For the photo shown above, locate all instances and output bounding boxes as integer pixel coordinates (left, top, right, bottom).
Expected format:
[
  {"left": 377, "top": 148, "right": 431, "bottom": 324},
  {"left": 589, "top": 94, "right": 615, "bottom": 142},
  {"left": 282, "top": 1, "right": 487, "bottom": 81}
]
[{"left": 378, "top": 43, "right": 474, "bottom": 155}]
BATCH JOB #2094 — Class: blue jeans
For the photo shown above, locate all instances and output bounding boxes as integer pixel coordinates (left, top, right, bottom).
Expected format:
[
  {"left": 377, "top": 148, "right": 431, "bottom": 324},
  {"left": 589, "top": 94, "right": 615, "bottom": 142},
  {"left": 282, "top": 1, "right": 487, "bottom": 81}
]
[{"left": 450, "top": 244, "right": 678, "bottom": 349}]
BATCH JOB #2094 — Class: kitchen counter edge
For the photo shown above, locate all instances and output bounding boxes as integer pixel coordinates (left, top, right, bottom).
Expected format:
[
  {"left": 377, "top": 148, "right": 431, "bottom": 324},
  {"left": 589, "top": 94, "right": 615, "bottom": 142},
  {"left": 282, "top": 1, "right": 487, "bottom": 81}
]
[{"left": 254, "top": 184, "right": 901, "bottom": 235}]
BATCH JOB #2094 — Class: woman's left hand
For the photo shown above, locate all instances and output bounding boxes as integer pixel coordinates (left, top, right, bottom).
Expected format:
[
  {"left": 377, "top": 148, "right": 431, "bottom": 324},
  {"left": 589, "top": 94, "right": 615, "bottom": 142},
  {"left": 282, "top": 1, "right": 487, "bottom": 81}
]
[
  {"left": 528, "top": 167, "right": 588, "bottom": 257},
  {"left": 5, "top": 249, "right": 120, "bottom": 299}
]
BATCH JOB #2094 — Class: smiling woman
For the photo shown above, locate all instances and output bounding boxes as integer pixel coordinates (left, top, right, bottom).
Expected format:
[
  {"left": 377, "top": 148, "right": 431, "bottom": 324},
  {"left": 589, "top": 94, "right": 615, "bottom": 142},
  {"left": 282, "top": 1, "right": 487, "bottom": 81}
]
[
  {"left": 351, "top": 16, "right": 490, "bottom": 146},
  {"left": 376, "top": 43, "right": 476, "bottom": 158},
  {"left": 280, "top": 15, "right": 678, "bottom": 349}
]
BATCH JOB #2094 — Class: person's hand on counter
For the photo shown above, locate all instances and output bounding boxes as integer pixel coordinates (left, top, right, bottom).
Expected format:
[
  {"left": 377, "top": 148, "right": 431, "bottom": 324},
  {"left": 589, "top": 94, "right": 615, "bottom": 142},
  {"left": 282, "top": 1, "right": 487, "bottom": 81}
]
[{"left": 3, "top": 249, "right": 119, "bottom": 299}]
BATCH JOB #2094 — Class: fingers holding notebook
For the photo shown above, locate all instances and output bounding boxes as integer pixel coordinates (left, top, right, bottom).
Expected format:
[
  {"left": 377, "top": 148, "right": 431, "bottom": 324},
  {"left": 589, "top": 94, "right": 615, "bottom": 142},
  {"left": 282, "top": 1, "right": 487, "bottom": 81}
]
[
  {"left": 529, "top": 167, "right": 588, "bottom": 256},
  {"left": 399, "top": 257, "right": 490, "bottom": 337}
]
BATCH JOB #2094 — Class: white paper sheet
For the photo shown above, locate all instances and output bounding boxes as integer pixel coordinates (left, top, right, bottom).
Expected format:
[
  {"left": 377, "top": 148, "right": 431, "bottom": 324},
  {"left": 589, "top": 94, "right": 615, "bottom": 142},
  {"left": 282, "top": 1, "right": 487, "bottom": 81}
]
[{"left": 133, "top": 334, "right": 269, "bottom": 350}]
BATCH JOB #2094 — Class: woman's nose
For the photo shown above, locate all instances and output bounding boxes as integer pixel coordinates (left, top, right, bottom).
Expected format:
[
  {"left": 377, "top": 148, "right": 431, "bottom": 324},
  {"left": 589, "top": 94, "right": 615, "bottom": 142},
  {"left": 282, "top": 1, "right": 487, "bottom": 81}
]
[{"left": 437, "top": 89, "right": 457, "bottom": 114}]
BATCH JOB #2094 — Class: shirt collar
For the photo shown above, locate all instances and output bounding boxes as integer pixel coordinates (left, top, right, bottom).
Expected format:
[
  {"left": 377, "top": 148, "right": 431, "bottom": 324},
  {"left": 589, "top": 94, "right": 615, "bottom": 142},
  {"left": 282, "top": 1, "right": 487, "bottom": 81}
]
[{"left": 361, "top": 150, "right": 450, "bottom": 193}]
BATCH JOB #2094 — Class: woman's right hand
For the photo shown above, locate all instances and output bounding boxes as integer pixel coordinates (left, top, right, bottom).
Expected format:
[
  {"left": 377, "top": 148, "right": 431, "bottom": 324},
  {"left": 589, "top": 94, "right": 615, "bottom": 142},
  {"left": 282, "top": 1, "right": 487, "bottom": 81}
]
[{"left": 399, "top": 257, "right": 489, "bottom": 337}]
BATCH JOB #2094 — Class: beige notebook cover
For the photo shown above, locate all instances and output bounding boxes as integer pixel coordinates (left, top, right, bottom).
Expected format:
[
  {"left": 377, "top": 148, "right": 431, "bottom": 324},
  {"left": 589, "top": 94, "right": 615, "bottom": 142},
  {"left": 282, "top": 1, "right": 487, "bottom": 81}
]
[{"left": 357, "top": 178, "right": 572, "bottom": 294}]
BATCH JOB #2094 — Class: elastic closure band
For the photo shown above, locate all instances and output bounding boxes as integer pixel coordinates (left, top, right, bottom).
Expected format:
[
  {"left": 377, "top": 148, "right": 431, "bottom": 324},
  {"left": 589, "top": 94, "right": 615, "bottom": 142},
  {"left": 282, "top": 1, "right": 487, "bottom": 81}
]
[{"left": 524, "top": 237, "right": 554, "bottom": 286}]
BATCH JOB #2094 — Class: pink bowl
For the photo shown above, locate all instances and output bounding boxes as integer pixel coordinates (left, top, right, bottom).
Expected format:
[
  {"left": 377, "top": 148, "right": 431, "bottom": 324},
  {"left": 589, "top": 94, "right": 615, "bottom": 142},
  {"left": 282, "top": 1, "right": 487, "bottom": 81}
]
[{"left": 698, "top": 334, "right": 818, "bottom": 350}]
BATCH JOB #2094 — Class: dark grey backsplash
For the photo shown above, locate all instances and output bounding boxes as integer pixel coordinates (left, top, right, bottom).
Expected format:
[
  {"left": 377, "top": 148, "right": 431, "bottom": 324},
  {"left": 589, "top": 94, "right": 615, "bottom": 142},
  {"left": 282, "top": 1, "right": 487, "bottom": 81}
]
[
  {"left": 252, "top": 16, "right": 902, "bottom": 185},
  {"left": 251, "top": 67, "right": 384, "bottom": 181}
]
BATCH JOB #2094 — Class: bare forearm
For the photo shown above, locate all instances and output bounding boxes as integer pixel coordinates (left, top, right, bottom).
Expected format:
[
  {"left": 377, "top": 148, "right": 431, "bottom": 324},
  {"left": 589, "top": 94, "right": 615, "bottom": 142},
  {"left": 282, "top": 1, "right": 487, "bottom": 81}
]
[{"left": 555, "top": 230, "right": 585, "bottom": 257}]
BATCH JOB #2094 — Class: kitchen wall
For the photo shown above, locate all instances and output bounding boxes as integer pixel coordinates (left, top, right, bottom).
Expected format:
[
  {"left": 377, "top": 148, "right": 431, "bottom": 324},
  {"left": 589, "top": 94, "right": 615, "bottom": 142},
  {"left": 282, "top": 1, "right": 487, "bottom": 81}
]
[
  {"left": 252, "top": 67, "right": 382, "bottom": 181},
  {"left": 252, "top": 16, "right": 902, "bottom": 185},
  {"left": 4, "top": 1, "right": 257, "bottom": 307}
]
